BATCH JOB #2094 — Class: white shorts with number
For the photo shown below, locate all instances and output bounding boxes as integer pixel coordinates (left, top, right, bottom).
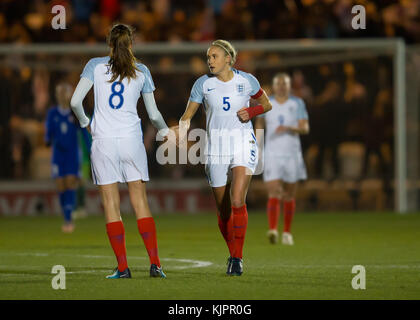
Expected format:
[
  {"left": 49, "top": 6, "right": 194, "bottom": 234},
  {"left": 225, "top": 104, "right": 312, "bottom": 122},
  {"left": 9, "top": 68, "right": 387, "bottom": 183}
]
[
  {"left": 205, "top": 141, "right": 258, "bottom": 188},
  {"left": 263, "top": 153, "right": 307, "bottom": 183},
  {"left": 90, "top": 137, "right": 149, "bottom": 185}
]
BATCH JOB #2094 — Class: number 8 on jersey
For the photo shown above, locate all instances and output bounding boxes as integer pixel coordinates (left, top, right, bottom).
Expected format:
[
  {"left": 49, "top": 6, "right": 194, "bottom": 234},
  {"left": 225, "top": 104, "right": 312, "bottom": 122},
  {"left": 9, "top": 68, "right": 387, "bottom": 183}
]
[{"left": 109, "top": 81, "right": 125, "bottom": 109}]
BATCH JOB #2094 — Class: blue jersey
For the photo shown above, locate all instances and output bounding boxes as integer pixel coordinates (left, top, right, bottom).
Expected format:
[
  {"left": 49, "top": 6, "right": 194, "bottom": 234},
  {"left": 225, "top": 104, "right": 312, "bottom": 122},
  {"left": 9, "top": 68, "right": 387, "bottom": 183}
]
[
  {"left": 45, "top": 106, "right": 90, "bottom": 177},
  {"left": 46, "top": 106, "right": 80, "bottom": 153}
]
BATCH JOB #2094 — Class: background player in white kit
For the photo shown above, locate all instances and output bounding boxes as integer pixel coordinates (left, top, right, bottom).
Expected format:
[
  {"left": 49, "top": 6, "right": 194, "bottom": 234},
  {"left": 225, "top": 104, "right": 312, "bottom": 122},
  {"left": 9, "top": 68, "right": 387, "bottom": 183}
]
[
  {"left": 255, "top": 73, "right": 310, "bottom": 245},
  {"left": 70, "top": 24, "right": 169, "bottom": 279},
  {"left": 173, "top": 40, "right": 272, "bottom": 276}
]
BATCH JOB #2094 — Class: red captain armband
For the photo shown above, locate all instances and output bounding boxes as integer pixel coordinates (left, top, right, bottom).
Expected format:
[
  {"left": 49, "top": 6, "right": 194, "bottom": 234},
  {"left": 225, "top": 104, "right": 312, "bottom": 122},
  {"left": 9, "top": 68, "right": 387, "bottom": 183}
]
[
  {"left": 245, "top": 104, "right": 265, "bottom": 119},
  {"left": 251, "top": 88, "right": 264, "bottom": 99}
]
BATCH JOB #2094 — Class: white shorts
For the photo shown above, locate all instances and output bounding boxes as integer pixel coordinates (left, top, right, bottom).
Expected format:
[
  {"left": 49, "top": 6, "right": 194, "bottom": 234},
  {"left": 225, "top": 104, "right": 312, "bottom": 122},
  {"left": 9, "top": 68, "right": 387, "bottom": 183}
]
[
  {"left": 263, "top": 154, "right": 307, "bottom": 183},
  {"left": 205, "top": 141, "right": 258, "bottom": 188},
  {"left": 90, "top": 137, "right": 149, "bottom": 185}
]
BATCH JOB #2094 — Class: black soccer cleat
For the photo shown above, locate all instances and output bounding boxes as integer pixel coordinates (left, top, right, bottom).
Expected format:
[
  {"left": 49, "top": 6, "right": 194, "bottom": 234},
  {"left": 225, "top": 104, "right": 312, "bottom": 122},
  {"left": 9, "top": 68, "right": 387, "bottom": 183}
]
[
  {"left": 230, "top": 258, "right": 243, "bottom": 276},
  {"left": 150, "top": 264, "right": 166, "bottom": 278},
  {"left": 226, "top": 256, "right": 233, "bottom": 275},
  {"left": 106, "top": 267, "right": 132, "bottom": 279}
]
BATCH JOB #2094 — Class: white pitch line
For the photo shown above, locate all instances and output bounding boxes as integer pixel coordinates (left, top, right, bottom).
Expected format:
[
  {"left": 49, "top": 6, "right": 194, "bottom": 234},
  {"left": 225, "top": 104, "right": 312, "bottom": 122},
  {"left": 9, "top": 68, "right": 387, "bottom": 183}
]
[
  {"left": 13, "top": 253, "right": 49, "bottom": 257},
  {"left": 1, "top": 252, "right": 419, "bottom": 271},
  {"left": 0, "top": 252, "right": 213, "bottom": 271}
]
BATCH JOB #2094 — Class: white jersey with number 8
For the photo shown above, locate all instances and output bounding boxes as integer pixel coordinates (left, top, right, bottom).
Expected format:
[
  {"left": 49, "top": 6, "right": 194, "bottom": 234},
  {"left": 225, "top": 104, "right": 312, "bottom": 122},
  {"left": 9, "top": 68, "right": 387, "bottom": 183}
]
[
  {"left": 80, "top": 56, "right": 155, "bottom": 140},
  {"left": 80, "top": 56, "right": 154, "bottom": 185}
]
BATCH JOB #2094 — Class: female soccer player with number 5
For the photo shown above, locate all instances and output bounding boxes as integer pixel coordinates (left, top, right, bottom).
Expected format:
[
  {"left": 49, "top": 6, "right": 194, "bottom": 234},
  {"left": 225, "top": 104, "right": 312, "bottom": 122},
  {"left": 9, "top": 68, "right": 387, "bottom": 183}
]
[
  {"left": 70, "top": 24, "right": 169, "bottom": 279},
  {"left": 174, "top": 40, "right": 272, "bottom": 276}
]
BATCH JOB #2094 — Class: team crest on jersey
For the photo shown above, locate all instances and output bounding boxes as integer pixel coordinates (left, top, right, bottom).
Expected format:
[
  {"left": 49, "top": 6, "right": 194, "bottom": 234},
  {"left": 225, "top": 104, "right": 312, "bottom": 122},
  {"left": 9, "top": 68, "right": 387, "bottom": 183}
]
[{"left": 236, "top": 83, "right": 245, "bottom": 94}]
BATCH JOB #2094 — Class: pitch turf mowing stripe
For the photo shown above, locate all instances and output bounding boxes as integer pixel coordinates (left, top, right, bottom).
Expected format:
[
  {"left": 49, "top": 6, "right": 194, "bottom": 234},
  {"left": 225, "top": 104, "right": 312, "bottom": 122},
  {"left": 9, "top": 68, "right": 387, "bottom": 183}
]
[{"left": 0, "top": 212, "right": 420, "bottom": 299}]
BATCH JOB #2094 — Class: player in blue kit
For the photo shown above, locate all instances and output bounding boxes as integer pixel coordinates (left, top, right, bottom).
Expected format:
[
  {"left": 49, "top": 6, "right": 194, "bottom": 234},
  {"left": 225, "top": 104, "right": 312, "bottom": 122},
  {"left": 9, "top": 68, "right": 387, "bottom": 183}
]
[{"left": 45, "top": 82, "right": 91, "bottom": 233}]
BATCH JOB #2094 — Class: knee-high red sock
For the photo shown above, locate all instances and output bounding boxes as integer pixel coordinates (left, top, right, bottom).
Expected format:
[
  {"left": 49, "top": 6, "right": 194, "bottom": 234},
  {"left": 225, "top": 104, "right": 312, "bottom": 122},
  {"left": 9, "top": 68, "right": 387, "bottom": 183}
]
[
  {"left": 137, "top": 217, "right": 161, "bottom": 267},
  {"left": 232, "top": 205, "right": 248, "bottom": 259},
  {"left": 267, "top": 198, "right": 280, "bottom": 230},
  {"left": 283, "top": 199, "right": 296, "bottom": 233},
  {"left": 217, "top": 213, "right": 235, "bottom": 257},
  {"left": 106, "top": 221, "right": 128, "bottom": 272}
]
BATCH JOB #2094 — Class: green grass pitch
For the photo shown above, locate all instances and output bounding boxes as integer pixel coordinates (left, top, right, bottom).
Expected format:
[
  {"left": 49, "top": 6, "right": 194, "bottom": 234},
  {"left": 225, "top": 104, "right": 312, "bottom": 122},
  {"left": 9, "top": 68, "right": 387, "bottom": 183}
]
[{"left": 0, "top": 211, "right": 419, "bottom": 299}]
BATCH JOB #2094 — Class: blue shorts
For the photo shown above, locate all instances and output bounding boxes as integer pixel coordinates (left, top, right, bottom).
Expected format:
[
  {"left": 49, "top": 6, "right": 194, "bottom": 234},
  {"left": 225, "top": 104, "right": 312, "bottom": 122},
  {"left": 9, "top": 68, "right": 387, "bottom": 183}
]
[{"left": 52, "top": 151, "right": 80, "bottom": 179}]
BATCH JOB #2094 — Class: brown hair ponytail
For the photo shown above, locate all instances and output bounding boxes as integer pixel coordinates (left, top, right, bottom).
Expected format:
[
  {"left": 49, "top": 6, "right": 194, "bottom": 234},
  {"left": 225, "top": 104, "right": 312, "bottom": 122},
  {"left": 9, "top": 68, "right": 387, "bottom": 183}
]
[{"left": 107, "top": 24, "right": 139, "bottom": 83}]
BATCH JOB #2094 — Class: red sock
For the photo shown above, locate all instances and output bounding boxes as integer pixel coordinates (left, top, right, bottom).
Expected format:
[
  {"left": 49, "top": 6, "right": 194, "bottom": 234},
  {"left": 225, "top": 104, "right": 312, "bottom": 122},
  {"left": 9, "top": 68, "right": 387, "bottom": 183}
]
[
  {"left": 106, "top": 221, "right": 128, "bottom": 272},
  {"left": 137, "top": 217, "right": 161, "bottom": 267},
  {"left": 267, "top": 198, "right": 280, "bottom": 230},
  {"left": 232, "top": 205, "right": 248, "bottom": 259},
  {"left": 217, "top": 213, "right": 235, "bottom": 257},
  {"left": 283, "top": 199, "right": 296, "bottom": 233}
]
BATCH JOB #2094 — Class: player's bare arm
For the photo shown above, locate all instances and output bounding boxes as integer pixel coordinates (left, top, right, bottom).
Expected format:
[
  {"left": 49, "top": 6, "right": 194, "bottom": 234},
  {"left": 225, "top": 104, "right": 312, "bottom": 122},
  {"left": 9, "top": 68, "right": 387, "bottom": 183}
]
[
  {"left": 276, "top": 118, "right": 309, "bottom": 135},
  {"left": 254, "top": 116, "right": 265, "bottom": 146},
  {"left": 173, "top": 100, "right": 201, "bottom": 146}
]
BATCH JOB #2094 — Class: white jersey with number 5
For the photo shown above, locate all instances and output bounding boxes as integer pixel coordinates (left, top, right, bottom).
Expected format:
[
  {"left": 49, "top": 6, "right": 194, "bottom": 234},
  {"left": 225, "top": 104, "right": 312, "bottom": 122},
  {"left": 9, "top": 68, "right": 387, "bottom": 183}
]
[
  {"left": 189, "top": 68, "right": 262, "bottom": 156},
  {"left": 80, "top": 56, "right": 155, "bottom": 140}
]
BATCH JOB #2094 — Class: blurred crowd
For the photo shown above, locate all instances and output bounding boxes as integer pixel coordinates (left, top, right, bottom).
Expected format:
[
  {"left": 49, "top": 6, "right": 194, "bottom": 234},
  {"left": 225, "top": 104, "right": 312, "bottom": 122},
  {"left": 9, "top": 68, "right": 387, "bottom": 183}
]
[
  {"left": 0, "top": 0, "right": 417, "bottom": 183},
  {"left": 0, "top": 51, "right": 396, "bottom": 183},
  {"left": 1, "top": 0, "right": 420, "bottom": 44}
]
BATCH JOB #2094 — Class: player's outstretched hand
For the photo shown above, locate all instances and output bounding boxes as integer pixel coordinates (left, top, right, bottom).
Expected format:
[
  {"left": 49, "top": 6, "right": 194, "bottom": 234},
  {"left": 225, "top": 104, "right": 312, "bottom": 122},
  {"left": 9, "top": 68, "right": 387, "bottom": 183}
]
[
  {"left": 275, "top": 125, "right": 289, "bottom": 134},
  {"left": 237, "top": 107, "right": 250, "bottom": 123},
  {"left": 177, "top": 125, "right": 189, "bottom": 148},
  {"left": 168, "top": 125, "right": 180, "bottom": 147}
]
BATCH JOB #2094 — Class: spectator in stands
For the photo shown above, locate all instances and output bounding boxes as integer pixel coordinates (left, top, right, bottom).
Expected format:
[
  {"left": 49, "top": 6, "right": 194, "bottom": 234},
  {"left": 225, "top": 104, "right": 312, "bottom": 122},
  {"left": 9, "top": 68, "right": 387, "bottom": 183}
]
[
  {"left": 0, "top": 68, "right": 13, "bottom": 179},
  {"left": 362, "top": 64, "right": 393, "bottom": 182},
  {"left": 313, "top": 64, "right": 342, "bottom": 180}
]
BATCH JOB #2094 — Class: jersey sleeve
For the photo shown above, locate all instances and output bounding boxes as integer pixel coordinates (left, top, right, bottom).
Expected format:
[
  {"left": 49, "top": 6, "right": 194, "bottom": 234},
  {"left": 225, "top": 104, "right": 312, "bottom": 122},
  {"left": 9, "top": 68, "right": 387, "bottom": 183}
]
[
  {"left": 137, "top": 63, "right": 156, "bottom": 93},
  {"left": 297, "top": 98, "right": 309, "bottom": 120},
  {"left": 238, "top": 71, "right": 261, "bottom": 97},
  {"left": 80, "top": 58, "right": 96, "bottom": 82},
  {"left": 247, "top": 73, "right": 261, "bottom": 97},
  {"left": 189, "top": 75, "right": 207, "bottom": 104}
]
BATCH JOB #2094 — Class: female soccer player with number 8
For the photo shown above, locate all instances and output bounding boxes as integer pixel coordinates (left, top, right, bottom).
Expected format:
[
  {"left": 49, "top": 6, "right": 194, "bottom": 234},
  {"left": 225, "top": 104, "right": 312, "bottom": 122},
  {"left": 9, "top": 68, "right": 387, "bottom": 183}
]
[{"left": 70, "top": 24, "right": 169, "bottom": 279}]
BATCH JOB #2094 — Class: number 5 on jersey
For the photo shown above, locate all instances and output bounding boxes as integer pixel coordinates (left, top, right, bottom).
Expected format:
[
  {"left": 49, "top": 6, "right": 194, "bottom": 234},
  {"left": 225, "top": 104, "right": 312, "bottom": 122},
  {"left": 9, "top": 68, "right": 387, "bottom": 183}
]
[
  {"left": 109, "top": 81, "right": 124, "bottom": 109},
  {"left": 223, "top": 96, "right": 230, "bottom": 111}
]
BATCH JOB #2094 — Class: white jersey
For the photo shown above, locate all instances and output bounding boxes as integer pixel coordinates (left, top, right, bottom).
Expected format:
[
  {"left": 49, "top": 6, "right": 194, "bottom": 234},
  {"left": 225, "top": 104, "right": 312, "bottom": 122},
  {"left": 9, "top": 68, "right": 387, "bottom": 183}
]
[
  {"left": 189, "top": 69, "right": 261, "bottom": 156},
  {"left": 261, "top": 95, "right": 308, "bottom": 158},
  {"left": 80, "top": 56, "right": 155, "bottom": 139}
]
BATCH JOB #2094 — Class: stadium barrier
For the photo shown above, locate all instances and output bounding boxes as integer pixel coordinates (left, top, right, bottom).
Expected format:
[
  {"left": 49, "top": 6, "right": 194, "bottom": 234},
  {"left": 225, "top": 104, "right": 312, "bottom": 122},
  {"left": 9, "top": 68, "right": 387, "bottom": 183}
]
[
  {"left": 0, "top": 178, "right": 398, "bottom": 216},
  {"left": 0, "top": 180, "right": 217, "bottom": 216}
]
